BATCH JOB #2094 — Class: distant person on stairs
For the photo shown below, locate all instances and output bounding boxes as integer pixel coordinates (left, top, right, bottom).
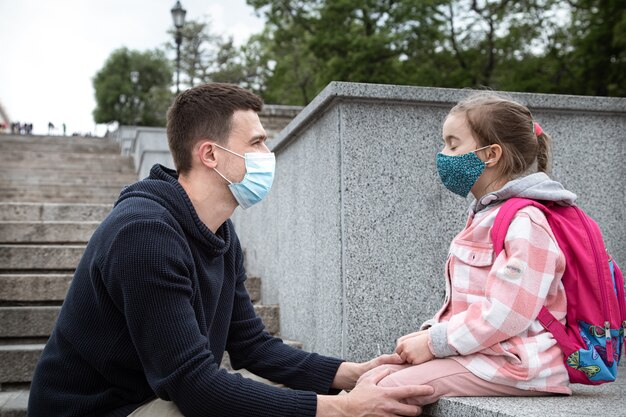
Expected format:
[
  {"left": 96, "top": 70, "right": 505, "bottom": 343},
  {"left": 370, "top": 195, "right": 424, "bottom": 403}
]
[{"left": 28, "top": 83, "right": 433, "bottom": 417}]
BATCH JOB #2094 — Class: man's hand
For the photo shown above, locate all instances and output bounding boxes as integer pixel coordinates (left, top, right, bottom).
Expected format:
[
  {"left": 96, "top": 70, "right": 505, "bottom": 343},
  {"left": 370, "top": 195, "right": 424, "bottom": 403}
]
[
  {"left": 318, "top": 369, "right": 434, "bottom": 416},
  {"left": 395, "top": 332, "right": 434, "bottom": 365},
  {"left": 332, "top": 353, "right": 404, "bottom": 391}
]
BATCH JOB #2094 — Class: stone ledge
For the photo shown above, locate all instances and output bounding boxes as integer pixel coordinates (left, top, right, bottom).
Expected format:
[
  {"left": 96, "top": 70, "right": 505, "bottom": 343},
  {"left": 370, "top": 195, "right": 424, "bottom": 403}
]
[{"left": 424, "top": 372, "right": 626, "bottom": 417}]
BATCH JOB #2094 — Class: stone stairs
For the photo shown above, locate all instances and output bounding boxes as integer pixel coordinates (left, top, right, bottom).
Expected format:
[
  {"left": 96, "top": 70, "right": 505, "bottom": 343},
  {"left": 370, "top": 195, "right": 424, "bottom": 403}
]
[{"left": 0, "top": 134, "right": 295, "bottom": 416}]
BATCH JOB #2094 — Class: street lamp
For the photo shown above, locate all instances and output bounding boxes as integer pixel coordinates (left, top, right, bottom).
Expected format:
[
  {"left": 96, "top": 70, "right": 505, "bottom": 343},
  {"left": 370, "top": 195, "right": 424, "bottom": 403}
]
[
  {"left": 130, "top": 71, "right": 140, "bottom": 124},
  {"left": 170, "top": 1, "right": 186, "bottom": 94}
]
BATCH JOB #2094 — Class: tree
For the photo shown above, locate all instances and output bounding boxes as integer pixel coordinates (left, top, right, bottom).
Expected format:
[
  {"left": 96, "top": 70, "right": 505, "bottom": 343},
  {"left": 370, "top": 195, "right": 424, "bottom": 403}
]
[
  {"left": 167, "top": 18, "right": 266, "bottom": 89},
  {"left": 565, "top": 0, "right": 626, "bottom": 96},
  {"left": 93, "top": 48, "right": 173, "bottom": 126},
  {"left": 245, "top": 0, "right": 625, "bottom": 102}
]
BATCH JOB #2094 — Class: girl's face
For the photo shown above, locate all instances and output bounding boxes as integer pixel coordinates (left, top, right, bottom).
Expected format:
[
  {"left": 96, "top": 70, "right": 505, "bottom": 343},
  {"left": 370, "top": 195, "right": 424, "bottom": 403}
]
[{"left": 441, "top": 112, "right": 480, "bottom": 156}]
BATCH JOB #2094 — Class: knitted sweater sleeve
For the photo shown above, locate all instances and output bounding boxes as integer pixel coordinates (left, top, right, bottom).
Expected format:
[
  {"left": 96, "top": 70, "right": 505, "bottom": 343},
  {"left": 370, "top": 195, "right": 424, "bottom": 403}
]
[
  {"left": 102, "top": 219, "right": 320, "bottom": 417},
  {"left": 226, "top": 235, "right": 344, "bottom": 393}
]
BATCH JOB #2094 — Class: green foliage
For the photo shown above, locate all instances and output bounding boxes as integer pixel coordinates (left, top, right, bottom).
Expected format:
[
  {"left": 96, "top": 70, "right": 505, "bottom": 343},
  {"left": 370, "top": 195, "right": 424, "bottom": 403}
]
[
  {"left": 566, "top": 0, "right": 626, "bottom": 96},
  {"left": 242, "top": 0, "right": 625, "bottom": 104},
  {"left": 166, "top": 18, "right": 271, "bottom": 92},
  {"left": 93, "top": 48, "right": 173, "bottom": 126}
]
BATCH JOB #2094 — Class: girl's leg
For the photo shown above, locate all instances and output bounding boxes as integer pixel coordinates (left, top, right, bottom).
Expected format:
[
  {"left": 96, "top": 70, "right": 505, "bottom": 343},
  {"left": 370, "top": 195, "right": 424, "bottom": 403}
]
[{"left": 377, "top": 358, "right": 550, "bottom": 406}]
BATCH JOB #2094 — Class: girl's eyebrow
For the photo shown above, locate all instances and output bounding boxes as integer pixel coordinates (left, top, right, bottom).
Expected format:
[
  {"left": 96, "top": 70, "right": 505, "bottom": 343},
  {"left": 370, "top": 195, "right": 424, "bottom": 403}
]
[{"left": 444, "top": 135, "right": 460, "bottom": 143}]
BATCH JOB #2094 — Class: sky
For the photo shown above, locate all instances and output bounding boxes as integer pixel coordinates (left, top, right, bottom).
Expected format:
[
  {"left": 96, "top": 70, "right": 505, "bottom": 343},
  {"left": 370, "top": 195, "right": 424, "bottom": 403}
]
[{"left": 0, "top": 0, "right": 265, "bottom": 136}]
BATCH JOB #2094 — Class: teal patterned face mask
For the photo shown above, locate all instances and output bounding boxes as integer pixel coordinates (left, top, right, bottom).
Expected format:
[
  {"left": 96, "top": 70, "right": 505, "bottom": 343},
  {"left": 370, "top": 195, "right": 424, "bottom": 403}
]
[{"left": 436, "top": 145, "right": 492, "bottom": 197}]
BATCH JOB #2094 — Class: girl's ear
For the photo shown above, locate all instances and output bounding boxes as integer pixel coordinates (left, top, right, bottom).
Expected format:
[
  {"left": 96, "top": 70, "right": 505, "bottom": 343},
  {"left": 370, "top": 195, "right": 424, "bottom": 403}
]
[
  {"left": 197, "top": 141, "right": 218, "bottom": 169},
  {"left": 485, "top": 144, "right": 503, "bottom": 167}
]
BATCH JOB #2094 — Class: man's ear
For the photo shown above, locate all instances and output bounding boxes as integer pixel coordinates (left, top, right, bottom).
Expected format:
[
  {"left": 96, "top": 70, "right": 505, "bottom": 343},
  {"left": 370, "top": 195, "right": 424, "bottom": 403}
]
[
  {"left": 485, "top": 144, "right": 503, "bottom": 167},
  {"left": 197, "top": 141, "right": 218, "bottom": 169}
]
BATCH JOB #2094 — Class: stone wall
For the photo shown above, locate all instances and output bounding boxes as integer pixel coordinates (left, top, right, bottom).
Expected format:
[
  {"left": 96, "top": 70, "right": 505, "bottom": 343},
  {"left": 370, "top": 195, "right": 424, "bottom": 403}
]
[{"left": 232, "top": 82, "right": 626, "bottom": 362}]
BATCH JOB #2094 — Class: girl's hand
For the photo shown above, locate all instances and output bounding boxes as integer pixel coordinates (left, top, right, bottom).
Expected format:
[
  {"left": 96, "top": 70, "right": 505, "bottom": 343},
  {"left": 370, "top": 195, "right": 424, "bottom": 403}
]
[
  {"left": 396, "top": 330, "right": 428, "bottom": 344},
  {"left": 332, "top": 353, "right": 404, "bottom": 390},
  {"left": 395, "top": 332, "right": 434, "bottom": 365}
]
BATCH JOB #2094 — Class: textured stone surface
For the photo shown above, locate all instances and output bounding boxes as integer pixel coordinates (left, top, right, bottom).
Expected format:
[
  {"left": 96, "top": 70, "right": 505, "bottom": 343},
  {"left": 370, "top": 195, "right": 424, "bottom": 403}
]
[
  {"left": 233, "top": 82, "right": 626, "bottom": 362},
  {"left": 0, "top": 222, "right": 98, "bottom": 243},
  {"left": 425, "top": 370, "right": 626, "bottom": 417},
  {"left": 131, "top": 128, "right": 174, "bottom": 179},
  {"left": 0, "top": 307, "right": 60, "bottom": 338},
  {"left": 244, "top": 276, "right": 261, "bottom": 303},
  {"left": 0, "top": 203, "right": 112, "bottom": 222},
  {"left": 0, "top": 391, "right": 28, "bottom": 417},
  {"left": 253, "top": 305, "right": 280, "bottom": 335},
  {"left": 0, "top": 345, "right": 44, "bottom": 384},
  {"left": 0, "top": 274, "right": 72, "bottom": 302},
  {"left": 233, "top": 106, "right": 344, "bottom": 358},
  {"left": 0, "top": 245, "right": 85, "bottom": 270},
  {"left": 0, "top": 184, "right": 125, "bottom": 200}
]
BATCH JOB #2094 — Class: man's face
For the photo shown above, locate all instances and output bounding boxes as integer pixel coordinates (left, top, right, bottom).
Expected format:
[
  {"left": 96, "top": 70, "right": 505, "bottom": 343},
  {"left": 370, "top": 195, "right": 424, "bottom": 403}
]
[{"left": 219, "top": 109, "right": 269, "bottom": 183}]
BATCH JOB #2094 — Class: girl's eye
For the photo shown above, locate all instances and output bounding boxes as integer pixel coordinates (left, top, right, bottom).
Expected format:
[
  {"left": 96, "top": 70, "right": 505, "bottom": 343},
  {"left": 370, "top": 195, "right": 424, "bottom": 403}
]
[{"left": 450, "top": 147, "right": 457, "bottom": 151}]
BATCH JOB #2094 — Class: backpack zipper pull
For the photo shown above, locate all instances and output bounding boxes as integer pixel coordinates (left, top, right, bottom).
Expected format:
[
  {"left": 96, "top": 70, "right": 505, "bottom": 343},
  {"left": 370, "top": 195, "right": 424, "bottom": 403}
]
[{"left": 605, "top": 321, "right": 613, "bottom": 364}]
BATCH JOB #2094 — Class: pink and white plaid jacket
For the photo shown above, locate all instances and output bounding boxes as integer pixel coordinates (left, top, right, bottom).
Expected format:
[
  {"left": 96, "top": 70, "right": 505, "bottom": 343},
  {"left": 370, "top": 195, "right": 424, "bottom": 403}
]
[{"left": 425, "top": 203, "right": 571, "bottom": 394}]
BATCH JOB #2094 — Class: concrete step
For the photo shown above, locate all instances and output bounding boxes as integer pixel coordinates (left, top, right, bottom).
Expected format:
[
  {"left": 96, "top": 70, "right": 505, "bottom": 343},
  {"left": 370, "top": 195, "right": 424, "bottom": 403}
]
[
  {"left": 0, "top": 274, "right": 72, "bottom": 303},
  {"left": 0, "top": 134, "right": 118, "bottom": 149},
  {"left": 1, "top": 164, "right": 135, "bottom": 175},
  {"left": 0, "top": 245, "right": 84, "bottom": 271},
  {"left": 0, "top": 222, "right": 99, "bottom": 243},
  {"left": 0, "top": 275, "right": 257, "bottom": 306},
  {"left": 0, "top": 307, "right": 59, "bottom": 338},
  {"left": 0, "top": 203, "right": 112, "bottom": 222},
  {"left": 0, "top": 150, "right": 133, "bottom": 164},
  {"left": 0, "top": 389, "right": 28, "bottom": 417},
  {"left": 0, "top": 305, "right": 279, "bottom": 339},
  {"left": 0, "top": 138, "right": 120, "bottom": 154},
  {"left": 0, "top": 187, "right": 124, "bottom": 204},
  {"left": 0, "top": 344, "right": 44, "bottom": 385},
  {"left": 246, "top": 276, "right": 260, "bottom": 303},
  {"left": 0, "top": 171, "right": 136, "bottom": 186}
]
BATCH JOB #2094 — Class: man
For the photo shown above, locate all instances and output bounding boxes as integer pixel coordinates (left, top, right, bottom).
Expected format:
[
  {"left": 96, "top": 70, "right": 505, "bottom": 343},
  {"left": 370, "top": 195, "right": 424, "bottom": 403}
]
[{"left": 29, "top": 83, "right": 432, "bottom": 417}]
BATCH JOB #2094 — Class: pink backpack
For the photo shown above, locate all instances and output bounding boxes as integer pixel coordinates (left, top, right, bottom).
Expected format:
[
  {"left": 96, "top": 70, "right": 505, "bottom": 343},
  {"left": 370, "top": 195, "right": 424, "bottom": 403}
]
[{"left": 492, "top": 198, "right": 626, "bottom": 385}]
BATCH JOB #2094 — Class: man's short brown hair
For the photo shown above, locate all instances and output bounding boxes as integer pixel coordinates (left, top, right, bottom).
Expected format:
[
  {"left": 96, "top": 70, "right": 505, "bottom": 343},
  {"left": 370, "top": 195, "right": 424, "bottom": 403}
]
[{"left": 166, "top": 83, "right": 263, "bottom": 174}]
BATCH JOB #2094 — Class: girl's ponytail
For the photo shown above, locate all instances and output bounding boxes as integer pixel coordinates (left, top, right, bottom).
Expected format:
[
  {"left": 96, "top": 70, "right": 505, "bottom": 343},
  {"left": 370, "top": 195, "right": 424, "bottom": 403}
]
[{"left": 536, "top": 131, "right": 552, "bottom": 173}]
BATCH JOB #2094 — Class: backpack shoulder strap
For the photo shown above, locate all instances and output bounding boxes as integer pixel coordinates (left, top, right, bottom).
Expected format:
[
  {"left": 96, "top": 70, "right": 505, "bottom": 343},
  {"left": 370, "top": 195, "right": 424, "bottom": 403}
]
[
  {"left": 492, "top": 197, "right": 547, "bottom": 256},
  {"left": 491, "top": 198, "right": 574, "bottom": 352}
]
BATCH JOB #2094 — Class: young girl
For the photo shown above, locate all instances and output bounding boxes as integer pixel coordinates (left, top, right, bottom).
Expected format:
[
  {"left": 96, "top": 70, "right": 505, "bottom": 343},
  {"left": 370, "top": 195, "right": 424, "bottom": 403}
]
[{"left": 362, "top": 92, "right": 576, "bottom": 405}]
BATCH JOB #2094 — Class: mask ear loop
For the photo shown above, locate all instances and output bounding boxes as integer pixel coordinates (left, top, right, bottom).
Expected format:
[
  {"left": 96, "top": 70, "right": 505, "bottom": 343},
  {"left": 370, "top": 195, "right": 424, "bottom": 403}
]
[
  {"left": 473, "top": 145, "right": 497, "bottom": 166},
  {"left": 213, "top": 168, "right": 233, "bottom": 185},
  {"left": 210, "top": 142, "right": 245, "bottom": 184}
]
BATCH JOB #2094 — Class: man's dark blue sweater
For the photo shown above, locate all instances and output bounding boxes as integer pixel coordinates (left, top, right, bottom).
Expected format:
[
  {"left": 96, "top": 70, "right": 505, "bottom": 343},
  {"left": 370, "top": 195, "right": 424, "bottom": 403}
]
[{"left": 28, "top": 164, "right": 343, "bottom": 417}]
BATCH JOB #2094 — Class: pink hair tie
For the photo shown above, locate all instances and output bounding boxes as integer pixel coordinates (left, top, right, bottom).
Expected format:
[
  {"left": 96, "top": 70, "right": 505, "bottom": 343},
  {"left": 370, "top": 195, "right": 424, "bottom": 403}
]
[{"left": 533, "top": 122, "right": 543, "bottom": 137}]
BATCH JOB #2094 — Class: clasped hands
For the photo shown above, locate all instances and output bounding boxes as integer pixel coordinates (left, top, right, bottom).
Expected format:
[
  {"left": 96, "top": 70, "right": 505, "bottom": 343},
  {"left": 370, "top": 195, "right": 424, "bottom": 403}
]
[{"left": 323, "top": 330, "right": 435, "bottom": 416}]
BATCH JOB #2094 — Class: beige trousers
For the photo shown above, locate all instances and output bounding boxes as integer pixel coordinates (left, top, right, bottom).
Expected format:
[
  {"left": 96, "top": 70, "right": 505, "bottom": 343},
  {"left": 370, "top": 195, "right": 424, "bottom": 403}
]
[{"left": 127, "top": 398, "right": 184, "bottom": 417}]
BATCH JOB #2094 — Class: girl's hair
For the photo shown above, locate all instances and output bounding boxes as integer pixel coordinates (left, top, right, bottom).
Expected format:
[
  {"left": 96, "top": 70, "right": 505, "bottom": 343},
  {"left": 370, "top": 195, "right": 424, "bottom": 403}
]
[{"left": 449, "top": 92, "right": 551, "bottom": 179}]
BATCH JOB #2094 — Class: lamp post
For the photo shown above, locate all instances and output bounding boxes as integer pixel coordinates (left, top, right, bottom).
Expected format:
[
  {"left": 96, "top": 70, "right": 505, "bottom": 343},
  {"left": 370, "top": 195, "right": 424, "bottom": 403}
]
[
  {"left": 170, "top": 1, "right": 186, "bottom": 94},
  {"left": 130, "top": 71, "right": 140, "bottom": 124}
]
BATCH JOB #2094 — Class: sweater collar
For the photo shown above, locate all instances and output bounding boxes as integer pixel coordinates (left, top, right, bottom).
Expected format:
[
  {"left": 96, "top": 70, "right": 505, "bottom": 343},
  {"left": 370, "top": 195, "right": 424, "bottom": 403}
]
[{"left": 118, "top": 164, "right": 231, "bottom": 257}]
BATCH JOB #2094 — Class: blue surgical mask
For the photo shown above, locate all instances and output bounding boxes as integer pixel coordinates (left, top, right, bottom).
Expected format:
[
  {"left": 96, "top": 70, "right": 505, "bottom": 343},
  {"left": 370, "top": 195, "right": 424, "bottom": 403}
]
[
  {"left": 436, "top": 145, "right": 493, "bottom": 197},
  {"left": 212, "top": 144, "right": 276, "bottom": 209}
]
